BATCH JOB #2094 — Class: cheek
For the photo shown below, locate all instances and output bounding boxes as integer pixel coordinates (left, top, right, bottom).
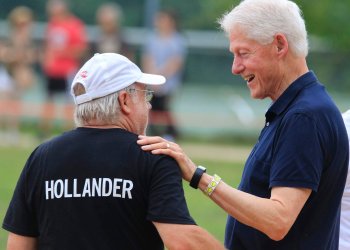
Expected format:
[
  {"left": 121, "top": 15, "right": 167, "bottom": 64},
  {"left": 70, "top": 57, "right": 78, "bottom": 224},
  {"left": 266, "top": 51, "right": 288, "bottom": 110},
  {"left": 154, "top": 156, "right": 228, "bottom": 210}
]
[{"left": 138, "top": 103, "right": 150, "bottom": 119}]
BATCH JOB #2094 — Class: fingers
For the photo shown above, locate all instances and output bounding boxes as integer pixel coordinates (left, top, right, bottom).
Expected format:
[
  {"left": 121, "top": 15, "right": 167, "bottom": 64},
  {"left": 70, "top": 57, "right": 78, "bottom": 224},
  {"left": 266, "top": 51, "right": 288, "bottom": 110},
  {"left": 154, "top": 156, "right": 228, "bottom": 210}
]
[
  {"left": 137, "top": 135, "right": 196, "bottom": 181},
  {"left": 137, "top": 135, "right": 164, "bottom": 146},
  {"left": 140, "top": 142, "right": 167, "bottom": 152},
  {"left": 150, "top": 148, "right": 176, "bottom": 156},
  {"left": 137, "top": 135, "right": 177, "bottom": 152}
]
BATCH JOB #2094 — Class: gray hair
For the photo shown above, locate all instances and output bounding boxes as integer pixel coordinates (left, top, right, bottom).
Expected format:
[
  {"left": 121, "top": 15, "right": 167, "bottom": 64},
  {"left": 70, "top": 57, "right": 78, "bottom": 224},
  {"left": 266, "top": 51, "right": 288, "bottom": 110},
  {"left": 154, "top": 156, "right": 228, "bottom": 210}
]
[
  {"left": 73, "top": 84, "right": 135, "bottom": 127},
  {"left": 218, "top": 0, "right": 308, "bottom": 57}
]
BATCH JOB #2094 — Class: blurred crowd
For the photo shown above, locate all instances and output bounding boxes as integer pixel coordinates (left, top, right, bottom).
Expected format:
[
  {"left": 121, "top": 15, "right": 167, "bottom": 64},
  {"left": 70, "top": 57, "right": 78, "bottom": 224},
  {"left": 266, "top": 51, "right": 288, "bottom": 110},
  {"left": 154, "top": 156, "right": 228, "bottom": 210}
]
[{"left": 0, "top": 0, "right": 187, "bottom": 145}]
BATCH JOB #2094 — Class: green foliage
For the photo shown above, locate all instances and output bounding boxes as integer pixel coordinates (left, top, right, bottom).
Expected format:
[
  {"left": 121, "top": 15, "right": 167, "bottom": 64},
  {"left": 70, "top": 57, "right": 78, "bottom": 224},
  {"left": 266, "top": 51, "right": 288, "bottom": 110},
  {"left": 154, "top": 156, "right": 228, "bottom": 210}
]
[
  {"left": 72, "top": 0, "right": 145, "bottom": 26},
  {"left": 1, "top": 0, "right": 350, "bottom": 49},
  {"left": 161, "top": 0, "right": 238, "bottom": 30},
  {"left": 296, "top": 0, "right": 350, "bottom": 50}
]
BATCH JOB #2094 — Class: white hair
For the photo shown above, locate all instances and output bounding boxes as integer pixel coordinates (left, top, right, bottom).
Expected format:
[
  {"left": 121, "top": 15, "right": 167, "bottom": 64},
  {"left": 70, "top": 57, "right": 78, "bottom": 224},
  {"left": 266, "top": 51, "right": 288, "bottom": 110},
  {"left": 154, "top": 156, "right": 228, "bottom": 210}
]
[
  {"left": 218, "top": 0, "right": 308, "bottom": 57},
  {"left": 74, "top": 85, "right": 135, "bottom": 127}
]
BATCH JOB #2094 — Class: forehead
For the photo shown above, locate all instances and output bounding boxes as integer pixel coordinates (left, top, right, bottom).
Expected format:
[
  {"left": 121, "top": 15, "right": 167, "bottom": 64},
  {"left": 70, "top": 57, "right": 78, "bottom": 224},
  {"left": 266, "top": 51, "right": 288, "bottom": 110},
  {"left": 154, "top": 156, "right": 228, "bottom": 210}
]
[
  {"left": 134, "top": 83, "right": 147, "bottom": 89},
  {"left": 228, "top": 29, "right": 260, "bottom": 53}
]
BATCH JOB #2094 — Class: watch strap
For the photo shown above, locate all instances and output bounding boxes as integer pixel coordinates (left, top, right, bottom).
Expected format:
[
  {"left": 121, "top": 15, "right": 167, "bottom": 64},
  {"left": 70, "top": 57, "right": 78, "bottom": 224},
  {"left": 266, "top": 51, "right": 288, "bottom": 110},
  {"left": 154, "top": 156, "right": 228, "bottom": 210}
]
[{"left": 189, "top": 166, "right": 206, "bottom": 189}]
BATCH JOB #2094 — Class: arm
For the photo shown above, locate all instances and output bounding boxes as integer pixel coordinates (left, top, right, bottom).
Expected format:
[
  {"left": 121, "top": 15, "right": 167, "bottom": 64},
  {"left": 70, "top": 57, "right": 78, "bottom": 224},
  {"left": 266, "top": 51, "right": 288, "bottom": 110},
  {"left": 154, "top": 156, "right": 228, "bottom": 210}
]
[
  {"left": 138, "top": 135, "right": 312, "bottom": 241},
  {"left": 141, "top": 53, "right": 156, "bottom": 74},
  {"left": 198, "top": 174, "right": 311, "bottom": 240},
  {"left": 159, "top": 55, "right": 184, "bottom": 78},
  {"left": 7, "top": 233, "right": 37, "bottom": 250},
  {"left": 153, "top": 222, "right": 224, "bottom": 250}
]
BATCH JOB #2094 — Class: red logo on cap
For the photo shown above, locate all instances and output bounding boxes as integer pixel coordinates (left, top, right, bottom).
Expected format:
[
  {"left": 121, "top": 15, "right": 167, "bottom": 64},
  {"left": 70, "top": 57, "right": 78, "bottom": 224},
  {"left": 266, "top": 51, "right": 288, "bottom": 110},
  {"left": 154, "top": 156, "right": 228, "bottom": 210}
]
[{"left": 80, "top": 70, "right": 88, "bottom": 78}]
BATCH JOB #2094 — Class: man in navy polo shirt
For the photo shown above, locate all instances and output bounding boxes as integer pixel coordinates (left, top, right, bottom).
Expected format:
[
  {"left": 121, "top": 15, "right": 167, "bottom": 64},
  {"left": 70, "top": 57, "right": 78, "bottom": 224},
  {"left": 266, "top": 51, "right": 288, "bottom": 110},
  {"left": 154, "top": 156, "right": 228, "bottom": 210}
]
[{"left": 138, "top": 0, "right": 349, "bottom": 249}]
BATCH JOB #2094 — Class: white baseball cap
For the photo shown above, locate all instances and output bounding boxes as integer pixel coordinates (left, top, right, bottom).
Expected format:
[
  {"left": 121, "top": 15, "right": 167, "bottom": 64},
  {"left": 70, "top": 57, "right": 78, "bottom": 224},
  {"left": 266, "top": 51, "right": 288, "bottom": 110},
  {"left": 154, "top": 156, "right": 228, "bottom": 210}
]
[{"left": 71, "top": 53, "right": 166, "bottom": 105}]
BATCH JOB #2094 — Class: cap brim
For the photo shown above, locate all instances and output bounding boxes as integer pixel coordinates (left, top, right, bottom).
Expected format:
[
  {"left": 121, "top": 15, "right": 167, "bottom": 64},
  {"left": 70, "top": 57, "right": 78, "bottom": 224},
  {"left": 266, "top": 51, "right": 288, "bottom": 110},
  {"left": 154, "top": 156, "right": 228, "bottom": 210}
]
[{"left": 137, "top": 73, "right": 166, "bottom": 85}]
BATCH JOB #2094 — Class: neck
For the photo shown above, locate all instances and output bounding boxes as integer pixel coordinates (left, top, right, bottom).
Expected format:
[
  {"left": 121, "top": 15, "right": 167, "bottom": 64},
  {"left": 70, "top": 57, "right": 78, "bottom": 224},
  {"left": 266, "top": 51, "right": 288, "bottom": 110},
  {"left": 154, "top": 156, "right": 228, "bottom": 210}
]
[
  {"left": 272, "top": 57, "right": 309, "bottom": 101},
  {"left": 285, "top": 57, "right": 309, "bottom": 86},
  {"left": 159, "top": 29, "right": 174, "bottom": 37},
  {"left": 81, "top": 125, "right": 123, "bottom": 129}
]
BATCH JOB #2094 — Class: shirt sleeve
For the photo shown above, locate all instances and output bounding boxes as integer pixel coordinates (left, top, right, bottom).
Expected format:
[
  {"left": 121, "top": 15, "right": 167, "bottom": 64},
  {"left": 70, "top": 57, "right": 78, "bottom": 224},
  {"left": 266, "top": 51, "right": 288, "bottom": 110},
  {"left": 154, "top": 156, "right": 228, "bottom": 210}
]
[
  {"left": 270, "top": 112, "right": 323, "bottom": 191},
  {"left": 146, "top": 156, "right": 196, "bottom": 225},
  {"left": 173, "top": 34, "right": 187, "bottom": 58},
  {"left": 2, "top": 150, "right": 39, "bottom": 237}
]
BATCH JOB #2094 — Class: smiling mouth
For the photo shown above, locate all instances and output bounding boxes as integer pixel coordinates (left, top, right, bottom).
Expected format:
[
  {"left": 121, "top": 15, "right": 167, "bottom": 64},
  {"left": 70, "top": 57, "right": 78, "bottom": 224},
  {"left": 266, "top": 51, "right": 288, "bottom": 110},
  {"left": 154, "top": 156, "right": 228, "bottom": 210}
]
[{"left": 244, "top": 74, "right": 255, "bottom": 83}]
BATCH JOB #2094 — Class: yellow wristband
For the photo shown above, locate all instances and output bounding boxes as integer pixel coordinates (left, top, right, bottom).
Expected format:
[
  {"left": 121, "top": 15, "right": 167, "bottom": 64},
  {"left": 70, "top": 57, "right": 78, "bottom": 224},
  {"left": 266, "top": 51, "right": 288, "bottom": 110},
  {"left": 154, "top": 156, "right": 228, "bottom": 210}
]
[{"left": 204, "top": 174, "right": 221, "bottom": 196}]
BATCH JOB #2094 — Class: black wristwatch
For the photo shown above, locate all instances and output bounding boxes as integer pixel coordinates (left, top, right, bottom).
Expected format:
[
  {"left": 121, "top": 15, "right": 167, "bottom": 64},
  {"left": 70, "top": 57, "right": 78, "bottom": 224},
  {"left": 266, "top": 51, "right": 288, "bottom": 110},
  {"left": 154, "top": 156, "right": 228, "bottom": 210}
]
[{"left": 189, "top": 165, "right": 207, "bottom": 189}]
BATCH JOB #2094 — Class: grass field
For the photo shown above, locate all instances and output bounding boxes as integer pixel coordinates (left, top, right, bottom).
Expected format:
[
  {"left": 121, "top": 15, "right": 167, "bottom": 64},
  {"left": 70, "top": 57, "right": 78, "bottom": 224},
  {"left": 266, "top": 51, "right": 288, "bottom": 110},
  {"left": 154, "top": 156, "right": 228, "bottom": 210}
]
[
  {"left": 0, "top": 146, "right": 33, "bottom": 248},
  {"left": 0, "top": 143, "right": 247, "bottom": 248}
]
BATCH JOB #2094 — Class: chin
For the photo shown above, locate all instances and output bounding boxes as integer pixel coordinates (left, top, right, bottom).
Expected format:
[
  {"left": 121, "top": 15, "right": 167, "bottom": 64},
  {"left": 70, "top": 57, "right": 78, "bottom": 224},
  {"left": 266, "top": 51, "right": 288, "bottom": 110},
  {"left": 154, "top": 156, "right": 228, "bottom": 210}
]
[
  {"left": 249, "top": 88, "right": 264, "bottom": 99},
  {"left": 250, "top": 91, "right": 259, "bottom": 99},
  {"left": 250, "top": 93, "right": 264, "bottom": 100}
]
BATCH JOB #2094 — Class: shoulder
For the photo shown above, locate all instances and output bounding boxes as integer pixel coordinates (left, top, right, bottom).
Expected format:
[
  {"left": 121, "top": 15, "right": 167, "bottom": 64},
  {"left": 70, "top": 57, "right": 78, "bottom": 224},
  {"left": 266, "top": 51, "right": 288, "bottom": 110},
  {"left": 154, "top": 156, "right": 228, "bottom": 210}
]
[
  {"left": 286, "top": 84, "right": 342, "bottom": 126},
  {"left": 282, "top": 106, "right": 345, "bottom": 138},
  {"left": 146, "top": 32, "right": 158, "bottom": 42},
  {"left": 170, "top": 32, "right": 187, "bottom": 47},
  {"left": 30, "top": 130, "right": 76, "bottom": 157},
  {"left": 124, "top": 139, "right": 181, "bottom": 179},
  {"left": 69, "top": 15, "right": 85, "bottom": 26},
  {"left": 174, "top": 32, "right": 186, "bottom": 42},
  {"left": 115, "top": 130, "right": 178, "bottom": 166},
  {"left": 128, "top": 138, "right": 179, "bottom": 169}
]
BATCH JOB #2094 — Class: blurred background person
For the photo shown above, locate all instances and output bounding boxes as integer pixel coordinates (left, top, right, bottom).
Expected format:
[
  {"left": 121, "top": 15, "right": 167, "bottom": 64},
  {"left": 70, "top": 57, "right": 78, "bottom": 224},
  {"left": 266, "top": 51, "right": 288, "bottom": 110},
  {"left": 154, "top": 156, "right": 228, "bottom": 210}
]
[
  {"left": 0, "top": 62, "right": 15, "bottom": 144},
  {"left": 2, "top": 6, "right": 37, "bottom": 95},
  {"left": 142, "top": 9, "right": 187, "bottom": 142},
  {"left": 0, "top": 64, "right": 13, "bottom": 99},
  {"left": 92, "top": 2, "right": 134, "bottom": 60},
  {"left": 40, "top": 0, "right": 88, "bottom": 139},
  {"left": 0, "top": 6, "right": 38, "bottom": 145},
  {"left": 340, "top": 109, "right": 350, "bottom": 250}
]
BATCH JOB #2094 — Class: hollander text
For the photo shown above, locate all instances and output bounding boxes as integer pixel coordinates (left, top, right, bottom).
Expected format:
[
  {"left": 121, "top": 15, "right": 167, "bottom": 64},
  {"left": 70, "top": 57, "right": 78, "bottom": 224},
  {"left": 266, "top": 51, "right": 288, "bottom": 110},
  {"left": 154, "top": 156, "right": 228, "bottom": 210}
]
[{"left": 45, "top": 178, "right": 134, "bottom": 200}]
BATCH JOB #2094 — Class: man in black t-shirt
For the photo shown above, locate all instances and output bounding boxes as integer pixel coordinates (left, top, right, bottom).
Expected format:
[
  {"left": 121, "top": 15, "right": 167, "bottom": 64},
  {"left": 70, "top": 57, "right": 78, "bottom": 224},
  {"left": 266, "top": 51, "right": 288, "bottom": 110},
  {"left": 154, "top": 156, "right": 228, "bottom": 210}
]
[{"left": 2, "top": 53, "right": 224, "bottom": 250}]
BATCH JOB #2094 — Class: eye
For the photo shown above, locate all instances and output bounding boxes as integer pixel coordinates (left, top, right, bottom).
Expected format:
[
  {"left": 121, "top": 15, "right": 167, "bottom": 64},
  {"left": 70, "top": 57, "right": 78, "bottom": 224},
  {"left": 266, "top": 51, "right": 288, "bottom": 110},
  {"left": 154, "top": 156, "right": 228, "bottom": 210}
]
[{"left": 239, "top": 51, "right": 250, "bottom": 58}]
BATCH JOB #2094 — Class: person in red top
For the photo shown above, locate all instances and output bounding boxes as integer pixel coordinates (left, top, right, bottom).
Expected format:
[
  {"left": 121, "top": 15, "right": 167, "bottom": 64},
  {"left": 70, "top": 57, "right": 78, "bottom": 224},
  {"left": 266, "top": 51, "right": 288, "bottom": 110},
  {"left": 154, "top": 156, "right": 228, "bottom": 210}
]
[{"left": 40, "top": 0, "right": 88, "bottom": 138}]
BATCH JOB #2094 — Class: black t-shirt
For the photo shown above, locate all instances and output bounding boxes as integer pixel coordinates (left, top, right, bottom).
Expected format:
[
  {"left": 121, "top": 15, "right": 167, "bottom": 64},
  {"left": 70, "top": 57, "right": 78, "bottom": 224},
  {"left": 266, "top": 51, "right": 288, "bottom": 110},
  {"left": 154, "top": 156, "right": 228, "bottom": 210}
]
[{"left": 3, "top": 128, "right": 195, "bottom": 249}]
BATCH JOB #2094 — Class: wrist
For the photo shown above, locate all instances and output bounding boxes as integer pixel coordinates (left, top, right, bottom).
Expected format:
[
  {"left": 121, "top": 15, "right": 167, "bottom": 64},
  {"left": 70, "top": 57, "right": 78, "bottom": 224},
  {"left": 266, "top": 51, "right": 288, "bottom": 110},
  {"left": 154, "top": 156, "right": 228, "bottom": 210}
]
[
  {"left": 198, "top": 173, "right": 212, "bottom": 191},
  {"left": 189, "top": 165, "right": 207, "bottom": 189},
  {"left": 203, "top": 174, "right": 222, "bottom": 196}
]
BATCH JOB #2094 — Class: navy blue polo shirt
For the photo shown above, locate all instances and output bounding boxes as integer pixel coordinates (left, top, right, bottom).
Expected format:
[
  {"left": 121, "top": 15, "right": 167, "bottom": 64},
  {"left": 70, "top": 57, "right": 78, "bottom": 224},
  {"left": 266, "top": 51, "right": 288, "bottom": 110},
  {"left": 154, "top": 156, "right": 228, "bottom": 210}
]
[{"left": 225, "top": 71, "right": 349, "bottom": 250}]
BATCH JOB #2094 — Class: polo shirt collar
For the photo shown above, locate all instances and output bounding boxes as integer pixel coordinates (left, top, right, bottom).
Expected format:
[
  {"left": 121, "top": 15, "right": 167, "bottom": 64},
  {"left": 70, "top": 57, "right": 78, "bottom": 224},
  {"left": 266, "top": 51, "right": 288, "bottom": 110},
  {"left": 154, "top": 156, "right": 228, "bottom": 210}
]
[{"left": 265, "top": 71, "right": 318, "bottom": 122}]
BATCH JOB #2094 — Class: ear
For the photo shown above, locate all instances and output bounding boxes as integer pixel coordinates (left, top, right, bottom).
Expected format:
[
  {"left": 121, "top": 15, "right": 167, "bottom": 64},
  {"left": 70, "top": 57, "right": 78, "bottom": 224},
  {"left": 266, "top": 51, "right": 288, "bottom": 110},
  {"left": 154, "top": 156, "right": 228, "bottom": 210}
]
[
  {"left": 118, "top": 91, "right": 132, "bottom": 115},
  {"left": 274, "top": 33, "right": 288, "bottom": 57}
]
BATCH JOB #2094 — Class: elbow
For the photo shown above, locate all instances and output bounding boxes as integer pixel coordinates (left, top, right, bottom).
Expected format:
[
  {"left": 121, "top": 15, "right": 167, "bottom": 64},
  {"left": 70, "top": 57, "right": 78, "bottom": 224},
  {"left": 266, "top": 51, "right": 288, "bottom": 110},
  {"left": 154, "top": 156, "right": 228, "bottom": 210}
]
[
  {"left": 268, "top": 229, "right": 288, "bottom": 241},
  {"left": 266, "top": 218, "right": 292, "bottom": 241},
  {"left": 164, "top": 226, "right": 217, "bottom": 250},
  {"left": 162, "top": 233, "right": 194, "bottom": 250}
]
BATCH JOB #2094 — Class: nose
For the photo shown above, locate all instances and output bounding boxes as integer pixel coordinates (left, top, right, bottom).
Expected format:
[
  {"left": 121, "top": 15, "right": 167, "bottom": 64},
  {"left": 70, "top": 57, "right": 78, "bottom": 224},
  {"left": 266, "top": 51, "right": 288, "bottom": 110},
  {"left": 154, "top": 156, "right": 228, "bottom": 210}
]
[
  {"left": 232, "top": 57, "right": 244, "bottom": 75},
  {"left": 147, "top": 102, "right": 152, "bottom": 110}
]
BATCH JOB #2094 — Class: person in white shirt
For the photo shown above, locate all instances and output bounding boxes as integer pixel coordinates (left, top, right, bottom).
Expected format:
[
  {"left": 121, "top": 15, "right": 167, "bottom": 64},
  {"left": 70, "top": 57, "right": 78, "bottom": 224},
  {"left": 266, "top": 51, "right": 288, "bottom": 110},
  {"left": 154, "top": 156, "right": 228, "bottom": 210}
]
[{"left": 340, "top": 110, "right": 350, "bottom": 250}]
